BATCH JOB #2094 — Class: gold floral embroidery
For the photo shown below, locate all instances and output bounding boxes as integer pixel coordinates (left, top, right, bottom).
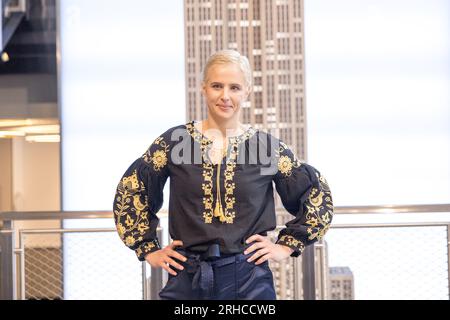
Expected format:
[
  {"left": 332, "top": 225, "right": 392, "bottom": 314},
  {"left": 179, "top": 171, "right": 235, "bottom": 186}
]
[
  {"left": 276, "top": 140, "right": 333, "bottom": 246},
  {"left": 276, "top": 141, "right": 302, "bottom": 177},
  {"left": 278, "top": 155, "right": 293, "bottom": 176},
  {"left": 125, "top": 215, "right": 134, "bottom": 227},
  {"left": 186, "top": 121, "right": 257, "bottom": 224},
  {"left": 185, "top": 121, "right": 207, "bottom": 145},
  {"left": 278, "top": 235, "right": 306, "bottom": 253},
  {"left": 187, "top": 121, "right": 215, "bottom": 224},
  {"left": 202, "top": 162, "right": 214, "bottom": 223},
  {"left": 304, "top": 171, "right": 333, "bottom": 241},
  {"left": 116, "top": 223, "right": 126, "bottom": 239},
  {"left": 135, "top": 240, "right": 159, "bottom": 259},
  {"left": 121, "top": 170, "right": 140, "bottom": 190},
  {"left": 309, "top": 190, "right": 324, "bottom": 207},
  {"left": 142, "top": 136, "right": 169, "bottom": 171},
  {"left": 221, "top": 142, "right": 238, "bottom": 224},
  {"left": 280, "top": 176, "right": 332, "bottom": 246},
  {"left": 153, "top": 136, "right": 163, "bottom": 145},
  {"left": 114, "top": 170, "right": 149, "bottom": 248},
  {"left": 125, "top": 236, "right": 136, "bottom": 246},
  {"left": 151, "top": 150, "right": 167, "bottom": 170}
]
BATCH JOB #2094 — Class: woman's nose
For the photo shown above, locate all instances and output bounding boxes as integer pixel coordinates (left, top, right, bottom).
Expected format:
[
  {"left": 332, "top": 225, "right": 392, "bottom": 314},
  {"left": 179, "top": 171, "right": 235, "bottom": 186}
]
[{"left": 221, "top": 88, "right": 230, "bottom": 101}]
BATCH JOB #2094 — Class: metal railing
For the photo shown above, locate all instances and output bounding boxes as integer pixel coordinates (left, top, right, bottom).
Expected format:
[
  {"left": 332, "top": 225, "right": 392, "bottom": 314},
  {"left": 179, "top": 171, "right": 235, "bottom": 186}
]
[
  {"left": 18, "top": 228, "right": 127, "bottom": 300},
  {"left": 315, "top": 204, "right": 450, "bottom": 300},
  {"left": 0, "top": 210, "right": 304, "bottom": 300},
  {"left": 0, "top": 211, "right": 119, "bottom": 300},
  {"left": 1, "top": 204, "right": 449, "bottom": 300}
]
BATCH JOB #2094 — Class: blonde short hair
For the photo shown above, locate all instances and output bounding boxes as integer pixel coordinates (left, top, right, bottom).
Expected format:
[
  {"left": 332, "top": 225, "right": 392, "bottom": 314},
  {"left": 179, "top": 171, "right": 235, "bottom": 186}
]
[{"left": 202, "top": 50, "right": 252, "bottom": 89}]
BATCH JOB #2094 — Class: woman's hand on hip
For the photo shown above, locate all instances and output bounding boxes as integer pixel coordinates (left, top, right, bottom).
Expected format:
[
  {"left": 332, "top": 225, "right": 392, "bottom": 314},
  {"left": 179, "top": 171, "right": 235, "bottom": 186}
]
[
  {"left": 244, "top": 234, "right": 294, "bottom": 265},
  {"left": 144, "top": 240, "right": 187, "bottom": 276}
]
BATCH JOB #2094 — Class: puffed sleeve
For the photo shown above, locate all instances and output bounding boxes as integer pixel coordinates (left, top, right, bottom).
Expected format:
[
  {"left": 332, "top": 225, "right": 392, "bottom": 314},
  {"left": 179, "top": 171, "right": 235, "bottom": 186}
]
[
  {"left": 113, "top": 135, "right": 170, "bottom": 261},
  {"left": 273, "top": 141, "right": 333, "bottom": 257}
]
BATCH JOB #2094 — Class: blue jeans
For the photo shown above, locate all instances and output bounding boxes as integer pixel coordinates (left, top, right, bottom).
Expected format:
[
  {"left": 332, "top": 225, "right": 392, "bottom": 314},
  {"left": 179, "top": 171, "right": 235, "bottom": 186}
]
[{"left": 159, "top": 247, "right": 276, "bottom": 300}]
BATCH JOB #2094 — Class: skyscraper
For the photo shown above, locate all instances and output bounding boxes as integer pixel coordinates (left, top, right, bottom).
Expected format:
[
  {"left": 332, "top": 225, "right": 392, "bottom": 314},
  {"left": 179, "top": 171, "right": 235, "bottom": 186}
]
[
  {"left": 184, "top": 0, "right": 306, "bottom": 159},
  {"left": 329, "top": 267, "right": 355, "bottom": 300}
]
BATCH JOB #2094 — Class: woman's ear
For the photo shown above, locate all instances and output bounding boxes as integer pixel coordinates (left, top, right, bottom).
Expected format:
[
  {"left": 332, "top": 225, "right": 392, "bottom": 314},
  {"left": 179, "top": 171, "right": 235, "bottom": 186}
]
[
  {"left": 201, "top": 81, "right": 206, "bottom": 96},
  {"left": 245, "top": 85, "right": 252, "bottom": 100}
]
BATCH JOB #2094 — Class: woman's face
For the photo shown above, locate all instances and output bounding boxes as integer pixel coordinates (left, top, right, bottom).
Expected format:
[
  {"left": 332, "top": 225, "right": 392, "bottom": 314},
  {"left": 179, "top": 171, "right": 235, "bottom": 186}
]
[{"left": 202, "top": 63, "right": 250, "bottom": 122}]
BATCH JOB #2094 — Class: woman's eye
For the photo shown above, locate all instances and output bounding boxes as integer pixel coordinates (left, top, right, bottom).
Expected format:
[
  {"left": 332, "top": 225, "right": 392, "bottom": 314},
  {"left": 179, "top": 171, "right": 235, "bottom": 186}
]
[{"left": 231, "top": 86, "right": 241, "bottom": 91}]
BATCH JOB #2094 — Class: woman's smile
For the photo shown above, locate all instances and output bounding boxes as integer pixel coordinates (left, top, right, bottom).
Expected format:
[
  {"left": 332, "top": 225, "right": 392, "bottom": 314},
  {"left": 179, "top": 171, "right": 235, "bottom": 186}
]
[{"left": 217, "top": 103, "right": 233, "bottom": 111}]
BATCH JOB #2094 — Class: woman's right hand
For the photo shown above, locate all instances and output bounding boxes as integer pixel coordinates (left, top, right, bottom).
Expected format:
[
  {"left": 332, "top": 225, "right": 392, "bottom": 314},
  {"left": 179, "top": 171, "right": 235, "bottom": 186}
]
[{"left": 144, "top": 240, "right": 187, "bottom": 276}]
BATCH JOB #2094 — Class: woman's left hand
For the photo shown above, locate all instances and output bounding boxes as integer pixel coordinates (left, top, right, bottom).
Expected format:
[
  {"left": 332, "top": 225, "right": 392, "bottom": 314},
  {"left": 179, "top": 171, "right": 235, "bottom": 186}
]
[{"left": 244, "top": 234, "right": 294, "bottom": 265}]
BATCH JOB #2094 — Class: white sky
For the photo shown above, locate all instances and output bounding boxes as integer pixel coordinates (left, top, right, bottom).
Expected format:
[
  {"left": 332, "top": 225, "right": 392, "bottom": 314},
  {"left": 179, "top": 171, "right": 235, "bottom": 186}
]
[
  {"left": 59, "top": 0, "right": 185, "bottom": 299},
  {"left": 305, "top": 0, "right": 450, "bottom": 299}
]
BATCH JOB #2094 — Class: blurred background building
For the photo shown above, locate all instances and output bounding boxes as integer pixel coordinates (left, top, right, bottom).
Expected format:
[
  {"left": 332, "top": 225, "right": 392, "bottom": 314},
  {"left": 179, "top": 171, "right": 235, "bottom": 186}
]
[
  {"left": 185, "top": 0, "right": 306, "bottom": 158},
  {"left": 329, "top": 267, "right": 354, "bottom": 300}
]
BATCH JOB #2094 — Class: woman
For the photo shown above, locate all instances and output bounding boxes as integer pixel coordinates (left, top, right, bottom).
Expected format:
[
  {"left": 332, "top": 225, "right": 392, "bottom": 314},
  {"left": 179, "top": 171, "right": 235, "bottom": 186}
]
[{"left": 113, "top": 50, "right": 333, "bottom": 300}]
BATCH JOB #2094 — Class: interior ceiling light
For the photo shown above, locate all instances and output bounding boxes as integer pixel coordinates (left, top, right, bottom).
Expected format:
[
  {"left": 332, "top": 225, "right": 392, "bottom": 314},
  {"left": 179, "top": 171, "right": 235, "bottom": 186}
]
[
  {"left": 25, "top": 135, "right": 60, "bottom": 143},
  {"left": 0, "top": 130, "right": 26, "bottom": 137},
  {"left": 0, "top": 118, "right": 58, "bottom": 128},
  {"left": 0, "top": 119, "right": 60, "bottom": 139},
  {"left": 1, "top": 52, "right": 10, "bottom": 62},
  {"left": 15, "top": 124, "right": 60, "bottom": 134},
  {"left": 0, "top": 119, "right": 34, "bottom": 127}
]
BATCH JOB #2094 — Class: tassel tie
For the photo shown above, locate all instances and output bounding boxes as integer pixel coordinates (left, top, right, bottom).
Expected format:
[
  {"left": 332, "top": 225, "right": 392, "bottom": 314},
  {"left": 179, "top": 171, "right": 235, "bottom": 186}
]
[{"left": 211, "top": 146, "right": 227, "bottom": 223}]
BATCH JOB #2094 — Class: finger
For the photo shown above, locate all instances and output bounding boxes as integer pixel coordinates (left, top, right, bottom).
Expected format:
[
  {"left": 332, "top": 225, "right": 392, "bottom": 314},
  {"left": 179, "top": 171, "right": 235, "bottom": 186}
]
[
  {"left": 168, "top": 250, "right": 188, "bottom": 263},
  {"left": 160, "top": 262, "right": 177, "bottom": 276},
  {"left": 165, "top": 257, "right": 184, "bottom": 271},
  {"left": 247, "top": 248, "right": 269, "bottom": 263},
  {"left": 244, "top": 242, "right": 264, "bottom": 255},
  {"left": 171, "top": 240, "right": 184, "bottom": 247},
  {"left": 255, "top": 253, "right": 271, "bottom": 265},
  {"left": 245, "top": 234, "right": 264, "bottom": 244}
]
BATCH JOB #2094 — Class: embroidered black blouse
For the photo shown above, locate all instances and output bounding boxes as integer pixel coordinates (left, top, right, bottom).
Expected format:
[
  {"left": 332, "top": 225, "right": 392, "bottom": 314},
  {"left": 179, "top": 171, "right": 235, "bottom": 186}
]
[{"left": 113, "top": 121, "right": 333, "bottom": 261}]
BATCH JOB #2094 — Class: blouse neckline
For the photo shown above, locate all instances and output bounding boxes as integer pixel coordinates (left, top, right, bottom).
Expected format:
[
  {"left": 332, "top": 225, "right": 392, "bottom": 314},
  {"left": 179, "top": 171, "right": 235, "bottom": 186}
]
[{"left": 185, "top": 120, "right": 257, "bottom": 145}]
